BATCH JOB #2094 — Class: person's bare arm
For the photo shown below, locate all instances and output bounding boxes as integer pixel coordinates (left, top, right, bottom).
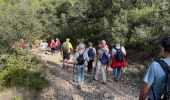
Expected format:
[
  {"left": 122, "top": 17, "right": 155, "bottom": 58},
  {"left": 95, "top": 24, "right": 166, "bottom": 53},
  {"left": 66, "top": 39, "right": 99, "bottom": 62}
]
[{"left": 139, "top": 82, "right": 151, "bottom": 100}]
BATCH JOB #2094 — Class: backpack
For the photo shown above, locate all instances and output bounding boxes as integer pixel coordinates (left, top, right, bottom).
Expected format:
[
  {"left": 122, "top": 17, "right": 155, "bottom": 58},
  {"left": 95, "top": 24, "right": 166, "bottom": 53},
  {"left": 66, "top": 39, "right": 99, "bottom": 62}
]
[
  {"left": 62, "top": 42, "right": 69, "bottom": 53},
  {"left": 100, "top": 50, "right": 109, "bottom": 65},
  {"left": 115, "top": 47, "right": 124, "bottom": 62},
  {"left": 153, "top": 60, "right": 170, "bottom": 100},
  {"left": 77, "top": 52, "right": 85, "bottom": 65},
  {"left": 88, "top": 48, "right": 94, "bottom": 59}
]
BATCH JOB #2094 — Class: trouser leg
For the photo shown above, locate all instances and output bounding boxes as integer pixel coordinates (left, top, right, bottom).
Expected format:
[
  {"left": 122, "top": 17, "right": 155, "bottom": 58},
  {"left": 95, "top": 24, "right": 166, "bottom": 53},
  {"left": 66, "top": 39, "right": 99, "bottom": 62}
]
[
  {"left": 117, "top": 66, "right": 122, "bottom": 79},
  {"left": 76, "top": 66, "right": 81, "bottom": 85},
  {"left": 101, "top": 65, "right": 106, "bottom": 83},
  {"left": 81, "top": 67, "right": 85, "bottom": 82},
  {"left": 113, "top": 67, "right": 118, "bottom": 80}
]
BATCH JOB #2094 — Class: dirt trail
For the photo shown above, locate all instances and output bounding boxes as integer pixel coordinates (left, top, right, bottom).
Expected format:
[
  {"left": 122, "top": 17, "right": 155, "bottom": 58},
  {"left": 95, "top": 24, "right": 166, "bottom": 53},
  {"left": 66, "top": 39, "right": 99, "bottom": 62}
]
[{"left": 33, "top": 50, "right": 139, "bottom": 100}]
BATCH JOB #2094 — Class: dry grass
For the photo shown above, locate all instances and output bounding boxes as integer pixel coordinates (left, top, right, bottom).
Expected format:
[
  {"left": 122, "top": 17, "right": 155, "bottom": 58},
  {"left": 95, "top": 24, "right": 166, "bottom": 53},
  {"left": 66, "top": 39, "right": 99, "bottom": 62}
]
[{"left": 0, "top": 88, "right": 18, "bottom": 100}]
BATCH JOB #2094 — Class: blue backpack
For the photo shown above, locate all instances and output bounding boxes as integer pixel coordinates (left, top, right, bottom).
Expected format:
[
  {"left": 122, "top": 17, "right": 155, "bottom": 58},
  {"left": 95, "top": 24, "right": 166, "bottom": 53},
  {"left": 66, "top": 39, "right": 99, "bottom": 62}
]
[
  {"left": 115, "top": 47, "right": 124, "bottom": 62},
  {"left": 100, "top": 50, "right": 109, "bottom": 65},
  {"left": 88, "top": 48, "right": 94, "bottom": 59}
]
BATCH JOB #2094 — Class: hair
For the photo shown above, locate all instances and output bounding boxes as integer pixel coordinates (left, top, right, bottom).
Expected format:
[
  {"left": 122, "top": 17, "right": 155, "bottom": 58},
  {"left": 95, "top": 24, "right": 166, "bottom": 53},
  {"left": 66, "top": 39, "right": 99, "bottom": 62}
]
[
  {"left": 66, "top": 38, "right": 70, "bottom": 42},
  {"left": 79, "top": 43, "right": 85, "bottom": 49},
  {"left": 101, "top": 40, "right": 106, "bottom": 44},
  {"left": 162, "top": 36, "right": 170, "bottom": 53}
]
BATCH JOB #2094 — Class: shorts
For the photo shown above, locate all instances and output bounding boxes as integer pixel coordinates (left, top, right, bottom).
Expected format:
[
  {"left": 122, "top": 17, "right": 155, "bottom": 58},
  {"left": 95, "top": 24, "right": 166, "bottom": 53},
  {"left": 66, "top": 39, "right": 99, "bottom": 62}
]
[{"left": 63, "top": 52, "right": 70, "bottom": 60}]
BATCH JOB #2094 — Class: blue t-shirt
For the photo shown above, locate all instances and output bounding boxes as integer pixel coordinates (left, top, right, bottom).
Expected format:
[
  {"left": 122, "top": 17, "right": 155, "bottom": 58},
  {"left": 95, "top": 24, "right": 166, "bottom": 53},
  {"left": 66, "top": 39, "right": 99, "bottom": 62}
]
[{"left": 144, "top": 58, "right": 170, "bottom": 100}]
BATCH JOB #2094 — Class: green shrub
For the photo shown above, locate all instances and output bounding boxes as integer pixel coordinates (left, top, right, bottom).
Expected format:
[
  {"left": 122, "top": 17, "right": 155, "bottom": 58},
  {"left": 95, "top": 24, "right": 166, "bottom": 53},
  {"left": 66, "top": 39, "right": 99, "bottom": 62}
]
[{"left": 0, "top": 49, "right": 47, "bottom": 91}]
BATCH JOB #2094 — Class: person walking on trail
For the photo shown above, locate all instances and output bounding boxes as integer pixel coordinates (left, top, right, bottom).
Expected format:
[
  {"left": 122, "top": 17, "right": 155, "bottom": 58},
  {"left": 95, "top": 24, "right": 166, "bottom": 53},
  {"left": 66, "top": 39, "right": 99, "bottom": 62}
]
[
  {"left": 95, "top": 40, "right": 110, "bottom": 84},
  {"left": 110, "top": 40, "right": 126, "bottom": 82},
  {"left": 86, "top": 42, "right": 96, "bottom": 74},
  {"left": 34, "top": 39, "right": 41, "bottom": 50},
  {"left": 74, "top": 43, "right": 89, "bottom": 89},
  {"left": 61, "top": 38, "right": 73, "bottom": 69},
  {"left": 39, "top": 40, "right": 48, "bottom": 56},
  {"left": 139, "top": 37, "right": 170, "bottom": 100},
  {"left": 55, "top": 38, "right": 60, "bottom": 52},
  {"left": 50, "top": 39, "right": 56, "bottom": 55}
]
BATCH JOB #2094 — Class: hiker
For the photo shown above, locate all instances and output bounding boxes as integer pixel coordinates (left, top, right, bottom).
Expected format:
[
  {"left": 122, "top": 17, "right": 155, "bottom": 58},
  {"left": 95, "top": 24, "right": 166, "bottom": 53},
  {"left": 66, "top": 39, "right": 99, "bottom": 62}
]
[
  {"left": 39, "top": 40, "right": 48, "bottom": 56},
  {"left": 74, "top": 43, "right": 88, "bottom": 89},
  {"left": 34, "top": 39, "right": 41, "bottom": 50},
  {"left": 50, "top": 39, "right": 56, "bottom": 55},
  {"left": 55, "top": 38, "right": 61, "bottom": 52},
  {"left": 95, "top": 40, "right": 110, "bottom": 84},
  {"left": 110, "top": 40, "right": 126, "bottom": 81},
  {"left": 101, "top": 40, "right": 109, "bottom": 51},
  {"left": 61, "top": 38, "right": 73, "bottom": 69},
  {"left": 86, "top": 42, "right": 96, "bottom": 73},
  {"left": 139, "top": 36, "right": 170, "bottom": 100}
]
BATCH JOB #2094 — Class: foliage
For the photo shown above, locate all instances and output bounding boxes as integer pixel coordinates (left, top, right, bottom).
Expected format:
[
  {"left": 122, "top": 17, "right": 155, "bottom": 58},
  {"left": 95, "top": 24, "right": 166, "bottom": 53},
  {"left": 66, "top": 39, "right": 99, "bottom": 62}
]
[
  {"left": 0, "top": 0, "right": 169, "bottom": 54},
  {"left": 0, "top": 48, "right": 47, "bottom": 91}
]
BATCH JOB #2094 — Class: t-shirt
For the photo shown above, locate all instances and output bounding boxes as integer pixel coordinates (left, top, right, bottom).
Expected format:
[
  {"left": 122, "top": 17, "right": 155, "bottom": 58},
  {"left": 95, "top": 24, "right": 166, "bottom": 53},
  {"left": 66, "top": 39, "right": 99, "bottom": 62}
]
[
  {"left": 40, "top": 42, "right": 48, "bottom": 49},
  {"left": 62, "top": 42, "right": 73, "bottom": 53},
  {"left": 74, "top": 50, "right": 89, "bottom": 65},
  {"left": 144, "top": 58, "right": 170, "bottom": 100},
  {"left": 112, "top": 46, "right": 126, "bottom": 55}
]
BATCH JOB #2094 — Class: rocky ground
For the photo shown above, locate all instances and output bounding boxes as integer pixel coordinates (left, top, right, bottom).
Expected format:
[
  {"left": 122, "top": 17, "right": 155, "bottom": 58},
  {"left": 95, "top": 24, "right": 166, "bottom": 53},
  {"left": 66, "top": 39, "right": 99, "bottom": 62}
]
[{"left": 31, "top": 49, "right": 144, "bottom": 100}]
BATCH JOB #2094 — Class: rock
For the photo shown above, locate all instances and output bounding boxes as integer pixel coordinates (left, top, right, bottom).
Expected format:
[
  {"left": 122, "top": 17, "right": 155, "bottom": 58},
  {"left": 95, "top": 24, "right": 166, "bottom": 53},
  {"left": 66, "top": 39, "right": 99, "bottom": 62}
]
[{"left": 72, "top": 94, "right": 84, "bottom": 100}]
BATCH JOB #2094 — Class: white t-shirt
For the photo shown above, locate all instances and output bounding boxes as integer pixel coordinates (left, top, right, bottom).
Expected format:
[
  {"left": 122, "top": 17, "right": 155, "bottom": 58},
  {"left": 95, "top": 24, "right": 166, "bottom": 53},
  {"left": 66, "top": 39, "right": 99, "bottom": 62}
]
[
  {"left": 74, "top": 49, "right": 89, "bottom": 63},
  {"left": 40, "top": 42, "right": 48, "bottom": 49},
  {"left": 112, "top": 46, "right": 126, "bottom": 55}
]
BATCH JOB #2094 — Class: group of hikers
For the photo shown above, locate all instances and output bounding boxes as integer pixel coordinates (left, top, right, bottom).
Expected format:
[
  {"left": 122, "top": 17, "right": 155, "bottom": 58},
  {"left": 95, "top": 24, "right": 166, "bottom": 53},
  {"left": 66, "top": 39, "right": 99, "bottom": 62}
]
[
  {"left": 37, "top": 38, "right": 61, "bottom": 56},
  {"left": 35, "top": 36, "right": 170, "bottom": 100},
  {"left": 61, "top": 38, "right": 126, "bottom": 89}
]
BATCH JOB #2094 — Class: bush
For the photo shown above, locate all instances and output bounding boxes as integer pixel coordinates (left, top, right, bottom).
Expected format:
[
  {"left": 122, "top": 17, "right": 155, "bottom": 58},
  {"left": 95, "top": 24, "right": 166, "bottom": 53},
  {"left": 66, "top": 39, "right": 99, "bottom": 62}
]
[{"left": 0, "top": 49, "right": 47, "bottom": 91}]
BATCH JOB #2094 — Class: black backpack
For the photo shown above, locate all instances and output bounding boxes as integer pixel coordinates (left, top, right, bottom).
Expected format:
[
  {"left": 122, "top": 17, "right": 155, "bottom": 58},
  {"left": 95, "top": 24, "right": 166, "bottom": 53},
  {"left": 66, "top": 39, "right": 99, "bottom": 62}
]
[
  {"left": 77, "top": 52, "right": 85, "bottom": 65},
  {"left": 115, "top": 47, "right": 124, "bottom": 62},
  {"left": 153, "top": 60, "right": 170, "bottom": 100}
]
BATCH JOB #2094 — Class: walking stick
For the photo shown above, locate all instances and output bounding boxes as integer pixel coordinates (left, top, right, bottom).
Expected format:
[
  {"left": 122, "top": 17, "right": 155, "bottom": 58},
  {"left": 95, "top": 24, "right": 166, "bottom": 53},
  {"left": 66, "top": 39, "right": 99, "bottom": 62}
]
[
  {"left": 73, "top": 63, "right": 76, "bottom": 82},
  {"left": 105, "top": 65, "right": 109, "bottom": 82}
]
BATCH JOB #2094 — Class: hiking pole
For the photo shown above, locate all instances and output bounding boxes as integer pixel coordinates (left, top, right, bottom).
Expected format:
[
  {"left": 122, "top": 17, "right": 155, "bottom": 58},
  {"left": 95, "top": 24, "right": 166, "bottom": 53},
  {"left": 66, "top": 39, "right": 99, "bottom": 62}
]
[
  {"left": 73, "top": 63, "right": 76, "bottom": 82},
  {"left": 106, "top": 65, "right": 109, "bottom": 82}
]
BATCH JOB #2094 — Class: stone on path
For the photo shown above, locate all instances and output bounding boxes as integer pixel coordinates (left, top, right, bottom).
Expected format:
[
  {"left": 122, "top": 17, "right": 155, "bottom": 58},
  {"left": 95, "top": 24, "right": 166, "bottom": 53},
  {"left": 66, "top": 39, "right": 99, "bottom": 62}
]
[{"left": 72, "top": 94, "right": 84, "bottom": 100}]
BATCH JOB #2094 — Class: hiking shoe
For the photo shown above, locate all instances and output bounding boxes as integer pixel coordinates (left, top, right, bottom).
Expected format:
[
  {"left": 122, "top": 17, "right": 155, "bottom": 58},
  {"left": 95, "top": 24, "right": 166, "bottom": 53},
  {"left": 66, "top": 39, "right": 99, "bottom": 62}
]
[
  {"left": 114, "top": 78, "right": 119, "bottom": 82},
  {"left": 102, "top": 82, "right": 106, "bottom": 84},
  {"left": 77, "top": 85, "right": 81, "bottom": 89}
]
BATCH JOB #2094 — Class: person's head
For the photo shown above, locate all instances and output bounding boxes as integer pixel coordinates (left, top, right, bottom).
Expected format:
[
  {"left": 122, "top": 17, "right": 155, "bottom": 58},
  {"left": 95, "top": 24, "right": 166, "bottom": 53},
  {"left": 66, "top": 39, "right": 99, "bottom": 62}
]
[
  {"left": 88, "top": 42, "right": 93, "bottom": 47},
  {"left": 56, "top": 38, "right": 58, "bottom": 40},
  {"left": 101, "top": 40, "right": 106, "bottom": 47},
  {"left": 115, "top": 40, "right": 121, "bottom": 47},
  {"left": 66, "top": 38, "right": 70, "bottom": 42},
  {"left": 51, "top": 39, "right": 54, "bottom": 42},
  {"left": 161, "top": 36, "right": 170, "bottom": 54},
  {"left": 78, "top": 43, "right": 85, "bottom": 50}
]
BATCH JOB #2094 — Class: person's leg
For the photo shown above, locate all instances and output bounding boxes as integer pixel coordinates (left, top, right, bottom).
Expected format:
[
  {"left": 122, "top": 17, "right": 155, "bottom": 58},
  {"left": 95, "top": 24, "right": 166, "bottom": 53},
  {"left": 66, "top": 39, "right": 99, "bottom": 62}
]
[
  {"left": 117, "top": 66, "right": 122, "bottom": 80},
  {"left": 90, "top": 60, "right": 93, "bottom": 73},
  {"left": 88, "top": 60, "right": 93, "bottom": 73},
  {"left": 66, "top": 53, "right": 70, "bottom": 69},
  {"left": 101, "top": 65, "right": 106, "bottom": 83},
  {"left": 81, "top": 67, "right": 85, "bottom": 84},
  {"left": 76, "top": 66, "right": 81, "bottom": 85},
  {"left": 113, "top": 67, "right": 118, "bottom": 81},
  {"left": 95, "top": 61, "right": 100, "bottom": 81}
]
